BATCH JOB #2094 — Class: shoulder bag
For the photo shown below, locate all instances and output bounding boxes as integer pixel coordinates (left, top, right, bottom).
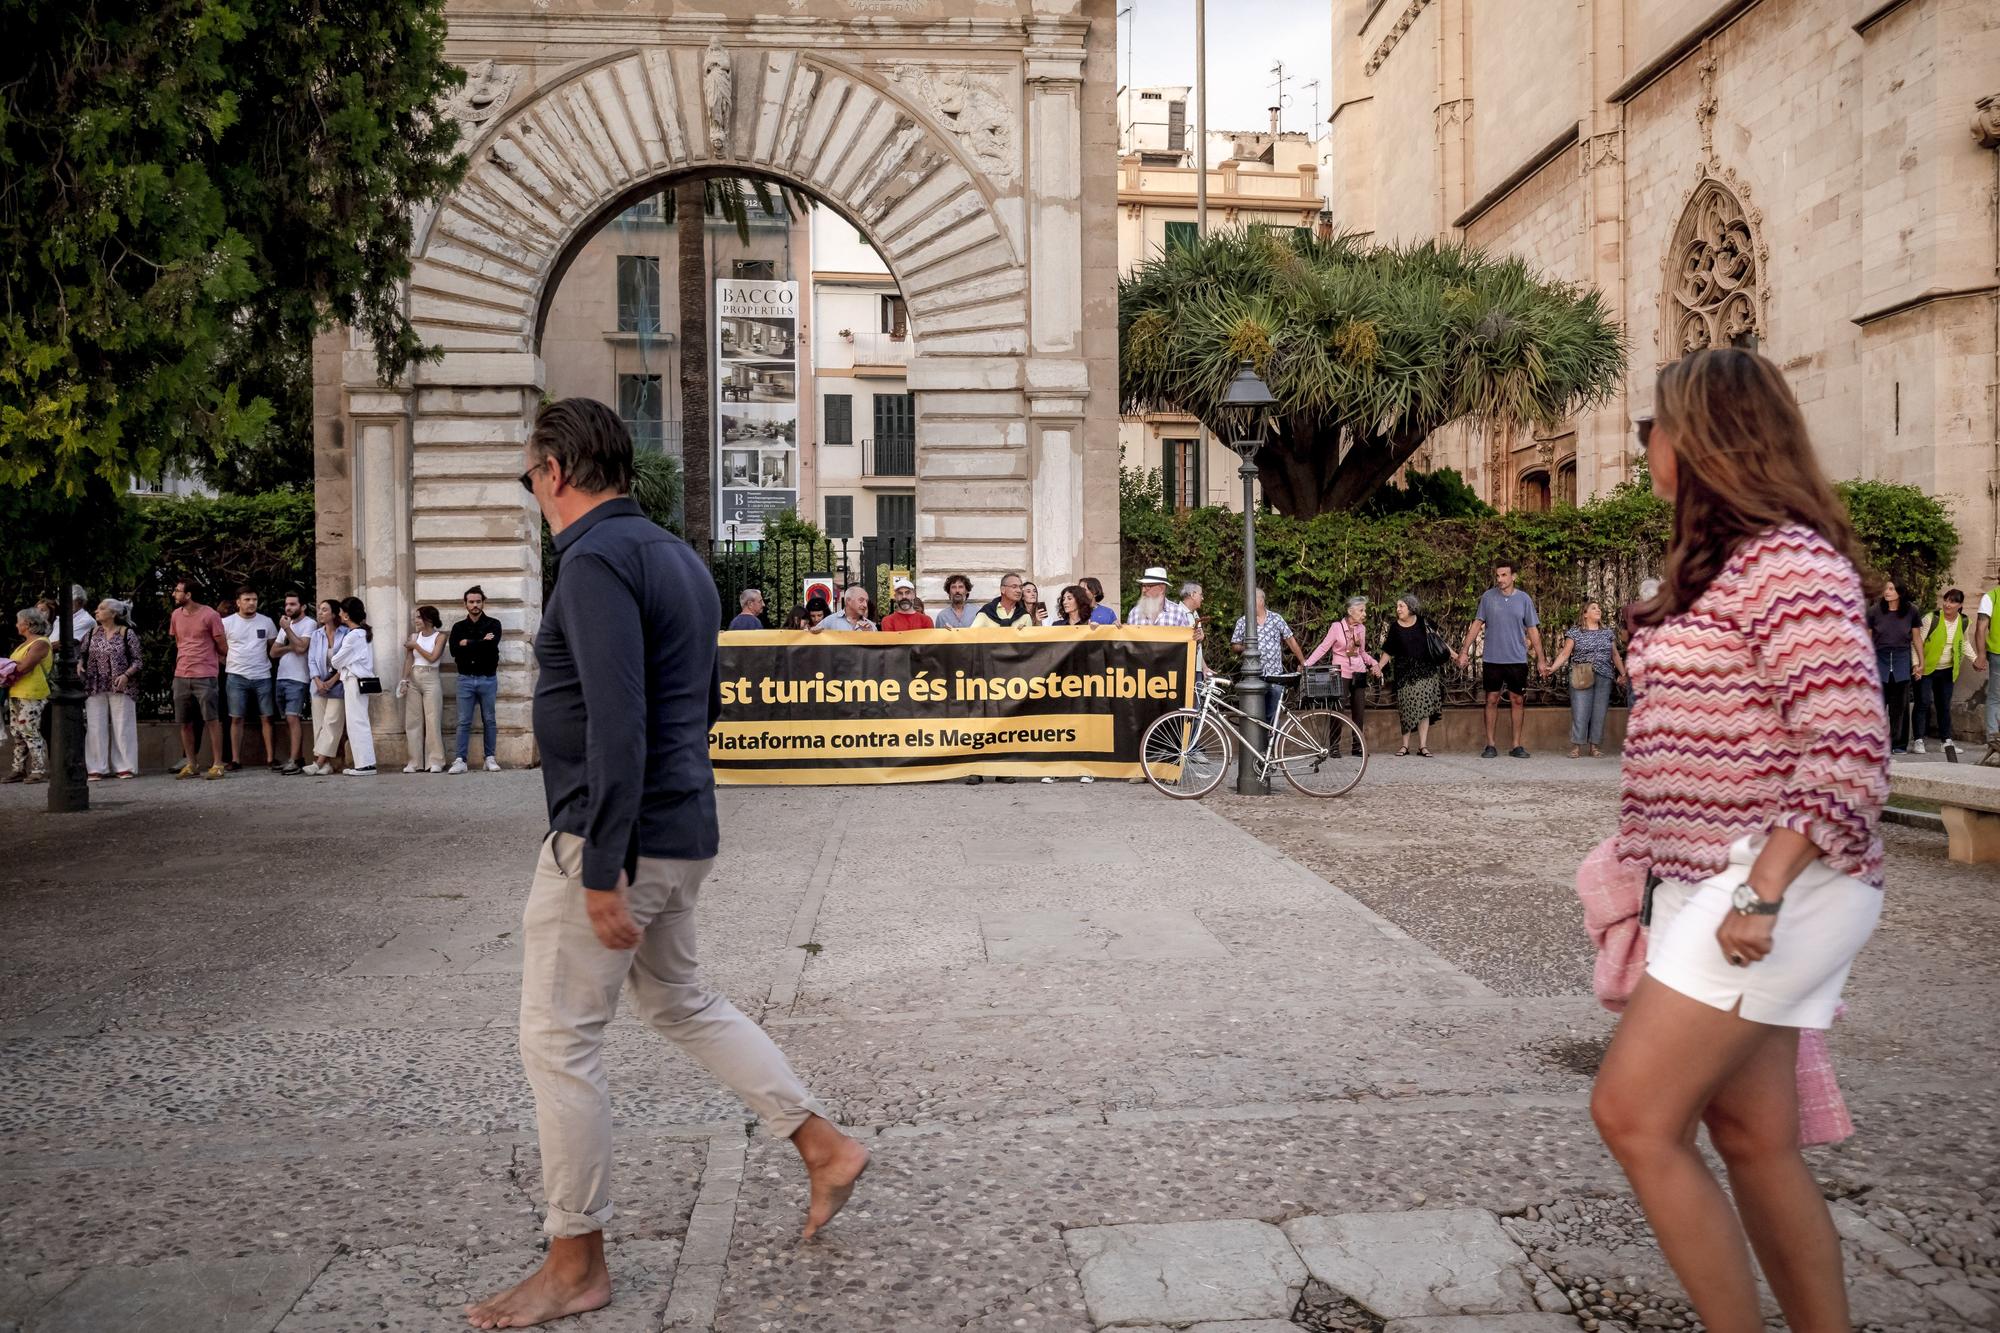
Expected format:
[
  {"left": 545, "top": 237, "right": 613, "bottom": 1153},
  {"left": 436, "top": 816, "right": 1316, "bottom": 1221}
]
[
  {"left": 1422, "top": 617, "right": 1451, "bottom": 664},
  {"left": 1570, "top": 661, "right": 1597, "bottom": 691}
]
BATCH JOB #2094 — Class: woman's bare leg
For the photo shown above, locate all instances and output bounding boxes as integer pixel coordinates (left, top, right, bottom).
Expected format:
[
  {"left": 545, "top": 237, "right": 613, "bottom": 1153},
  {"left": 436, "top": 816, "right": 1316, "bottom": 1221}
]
[
  {"left": 1703, "top": 1026, "right": 1850, "bottom": 1332},
  {"left": 1591, "top": 977, "right": 1772, "bottom": 1333}
]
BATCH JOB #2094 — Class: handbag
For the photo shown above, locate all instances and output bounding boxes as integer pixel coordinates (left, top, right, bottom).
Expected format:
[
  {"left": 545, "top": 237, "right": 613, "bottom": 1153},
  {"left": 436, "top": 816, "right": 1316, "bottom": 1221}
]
[
  {"left": 1422, "top": 618, "right": 1450, "bottom": 664},
  {"left": 357, "top": 676, "right": 383, "bottom": 695},
  {"left": 1570, "top": 662, "right": 1597, "bottom": 691}
]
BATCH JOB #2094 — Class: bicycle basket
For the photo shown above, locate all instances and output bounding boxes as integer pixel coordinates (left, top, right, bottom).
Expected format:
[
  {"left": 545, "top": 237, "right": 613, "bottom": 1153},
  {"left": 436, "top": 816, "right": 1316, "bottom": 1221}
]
[{"left": 1301, "top": 667, "right": 1348, "bottom": 703}]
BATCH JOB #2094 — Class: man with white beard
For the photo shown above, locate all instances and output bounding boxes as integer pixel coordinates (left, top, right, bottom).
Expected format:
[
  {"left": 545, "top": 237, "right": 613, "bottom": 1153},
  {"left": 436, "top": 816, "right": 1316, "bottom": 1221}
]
[{"left": 1126, "top": 568, "right": 1196, "bottom": 628}]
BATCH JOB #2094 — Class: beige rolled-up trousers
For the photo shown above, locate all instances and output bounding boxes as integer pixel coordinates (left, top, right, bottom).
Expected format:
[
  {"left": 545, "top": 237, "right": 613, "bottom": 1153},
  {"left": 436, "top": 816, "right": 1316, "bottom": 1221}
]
[
  {"left": 402, "top": 664, "right": 445, "bottom": 768},
  {"left": 520, "top": 831, "right": 828, "bottom": 1237},
  {"left": 311, "top": 690, "right": 346, "bottom": 759}
]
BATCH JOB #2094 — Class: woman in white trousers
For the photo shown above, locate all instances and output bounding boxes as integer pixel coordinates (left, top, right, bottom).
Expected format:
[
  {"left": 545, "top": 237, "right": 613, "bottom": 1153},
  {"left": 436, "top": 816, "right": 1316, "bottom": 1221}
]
[
  {"left": 306, "top": 599, "right": 348, "bottom": 775},
  {"left": 400, "top": 605, "right": 447, "bottom": 772},
  {"left": 81, "top": 598, "right": 142, "bottom": 779},
  {"left": 330, "top": 597, "right": 378, "bottom": 774}
]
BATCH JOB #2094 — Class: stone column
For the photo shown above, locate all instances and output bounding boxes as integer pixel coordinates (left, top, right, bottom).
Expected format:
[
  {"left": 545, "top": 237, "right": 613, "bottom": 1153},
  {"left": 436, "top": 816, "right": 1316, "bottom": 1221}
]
[
  {"left": 1025, "top": 17, "right": 1092, "bottom": 591},
  {"left": 1577, "top": 0, "right": 1629, "bottom": 498},
  {"left": 407, "top": 352, "right": 546, "bottom": 767},
  {"left": 1433, "top": 0, "right": 1473, "bottom": 234},
  {"left": 344, "top": 382, "right": 414, "bottom": 767}
]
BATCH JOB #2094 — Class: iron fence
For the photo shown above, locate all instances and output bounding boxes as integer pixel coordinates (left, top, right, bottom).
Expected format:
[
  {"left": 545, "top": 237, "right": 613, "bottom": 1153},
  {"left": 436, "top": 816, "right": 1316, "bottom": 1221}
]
[{"left": 703, "top": 537, "right": 918, "bottom": 627}]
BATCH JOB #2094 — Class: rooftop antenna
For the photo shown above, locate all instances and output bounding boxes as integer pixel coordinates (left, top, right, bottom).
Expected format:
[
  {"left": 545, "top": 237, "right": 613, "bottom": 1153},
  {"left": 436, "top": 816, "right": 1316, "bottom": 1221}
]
[
  {"left": 1269, "top": 59, "right": 1292, "bottom": 135},
  {"left": 1302, "top": 77, "right": 1321, "bottom": 138}
]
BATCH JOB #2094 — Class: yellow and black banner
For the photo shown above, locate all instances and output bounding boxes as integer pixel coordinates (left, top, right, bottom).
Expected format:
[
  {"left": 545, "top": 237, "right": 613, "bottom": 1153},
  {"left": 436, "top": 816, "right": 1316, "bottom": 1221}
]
[{"left": 711, "top": 626, "right": 1197, "bottom": 784}]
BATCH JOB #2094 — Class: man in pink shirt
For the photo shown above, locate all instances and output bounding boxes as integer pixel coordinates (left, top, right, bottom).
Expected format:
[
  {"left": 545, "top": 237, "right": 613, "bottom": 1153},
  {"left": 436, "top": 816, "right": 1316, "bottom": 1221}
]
[{"left": 169, "top": 578, "right": 228, "bottom": 779}]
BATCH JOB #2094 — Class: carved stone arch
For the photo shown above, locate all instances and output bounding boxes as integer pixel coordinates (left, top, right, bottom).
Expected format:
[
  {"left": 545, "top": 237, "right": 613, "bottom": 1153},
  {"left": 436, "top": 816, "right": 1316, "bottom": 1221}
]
[
  {"left": 1659, "top": 170, "right": 1768, "bottom": 360},
  {"left": 321, "top": 15, "right": 1112, "bottom": 769},
  {"left": 408, "top": 48, "right": 1026, "bottom": 358}
]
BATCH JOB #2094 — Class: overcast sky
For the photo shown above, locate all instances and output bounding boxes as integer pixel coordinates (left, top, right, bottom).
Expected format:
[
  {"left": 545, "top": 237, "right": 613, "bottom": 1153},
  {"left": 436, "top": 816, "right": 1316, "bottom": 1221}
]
[{"left": 1118, "top": 0, "right": 1334, "bottom": 138}]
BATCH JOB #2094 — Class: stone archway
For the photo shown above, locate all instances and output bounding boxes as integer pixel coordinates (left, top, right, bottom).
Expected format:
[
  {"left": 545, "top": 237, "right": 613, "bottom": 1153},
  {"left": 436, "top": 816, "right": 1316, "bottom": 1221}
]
[{"left": 316, "top": 7, "right": 1119, "bottom": 765}]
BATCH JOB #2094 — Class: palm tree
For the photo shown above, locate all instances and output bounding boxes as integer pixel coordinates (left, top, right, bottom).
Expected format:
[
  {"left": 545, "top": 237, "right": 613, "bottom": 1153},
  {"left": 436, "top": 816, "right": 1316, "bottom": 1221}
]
[
  {"left": 662, "top": 176, "right": 813, "bottom": 548},
  {"left": 1119, "top": 230, "right": 1626, "bottom": 516}
]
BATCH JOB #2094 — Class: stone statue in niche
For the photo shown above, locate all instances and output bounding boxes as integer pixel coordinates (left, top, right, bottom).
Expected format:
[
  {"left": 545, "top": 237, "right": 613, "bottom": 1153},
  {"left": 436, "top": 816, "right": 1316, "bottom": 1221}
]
[
  {"left": 703, "top": 37, "right": 733, "bottom": 157},
  {"left": 888, "top": 65, "right": 1016, "bottom": 187},
  {"left": 445, "top": 60, "right": 519, "bottom": 129}
]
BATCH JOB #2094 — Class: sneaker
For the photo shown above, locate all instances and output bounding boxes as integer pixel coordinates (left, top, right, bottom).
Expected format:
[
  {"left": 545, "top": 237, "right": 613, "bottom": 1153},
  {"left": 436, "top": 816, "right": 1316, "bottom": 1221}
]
[
  {"left": 204, "top": 765, "right": 226, "bottom": 780},
  {"left": 1891, "top": 747, "right": 1907, "bottom": 756},
  {"left": 224, "top": 761, "right": 241, "bottom": 772},
  {"left": 995, "top": 776, "right": 1017, "bottom": 784},
  {"left": 1039, "top": 776, "right": 1057, "bottom": 784},
  {"left": 282, "top": 761, "right": 302, "bottom": 775},
  {"left": 402, "top": 761, "right": 420, "bottom": 774},
  {"left": 1079, "top": 776, "right": 1095, "bottom": 784},
  {"left": 174, "top": 762, "right": 199, "bottom": 780},
  {"left": 483, "top": 756, "right": 501, "bottom": 772},
  {"left": 1509, "top": 746, "right": 1531, "bottom": 759},
  {"left": 448, "top": 758, "right": 469, "bottom": 775},
  {"left": 427, "top": 764, "right": 444, "bottom": 774},
  {"left": 269, "top": 762, "right": 286, "bottom": 774},
  {"left": 343, "top": 766, "right": 377, "bottom": 777},
  {"left": 1911, "top": 739, "right": 1926, "bottom": 754},
  {"left": 116, "top": 771, "right": 136, "bottom": 779},
  {"left": 1481, "top": 745, "right": 1499, "bottom": 759},
  {"left": 87, "top": 774, "right": 104, "bottom": 783},
  {"left": 964, "top": 775, "right": 984, "bottom": 785}
]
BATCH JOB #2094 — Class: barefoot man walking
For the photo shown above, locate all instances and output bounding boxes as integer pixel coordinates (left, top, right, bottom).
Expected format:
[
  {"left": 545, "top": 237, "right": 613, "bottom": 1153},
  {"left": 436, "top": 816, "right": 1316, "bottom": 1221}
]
[{"left": 469, "top": 398, "right": 868, "bottom": 1329}]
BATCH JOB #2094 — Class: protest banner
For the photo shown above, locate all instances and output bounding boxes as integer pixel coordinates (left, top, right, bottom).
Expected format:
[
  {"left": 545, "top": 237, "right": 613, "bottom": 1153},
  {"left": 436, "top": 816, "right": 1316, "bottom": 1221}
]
[{"left": 711, "top": 626, "right": 1197, "bottom": 784}]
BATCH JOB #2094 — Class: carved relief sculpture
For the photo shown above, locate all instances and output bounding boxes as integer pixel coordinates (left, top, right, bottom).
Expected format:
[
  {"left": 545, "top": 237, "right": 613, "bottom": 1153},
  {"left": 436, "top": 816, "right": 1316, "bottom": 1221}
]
[
  {"left": 445, "top": 60, "right": 519, "bottom": 129},
  {"left": 703, "top": 37, "right": 734, "bottom": 157},
  {"left": 887, "top": 65, "right": 1017, "bottom": 187},
  {"left": 1975, "top": 93, "right": 2000, "bottom": 150},
  {"left": 1667, "top": 179, "right": 1761, "bottom": 354}
]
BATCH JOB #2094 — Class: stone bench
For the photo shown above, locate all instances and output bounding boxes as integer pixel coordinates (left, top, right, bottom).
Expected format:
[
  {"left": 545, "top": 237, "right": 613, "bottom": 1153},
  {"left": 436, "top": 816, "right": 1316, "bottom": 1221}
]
[{"left": 1889, "top": 761, "right": 2000, "bottom": 865}]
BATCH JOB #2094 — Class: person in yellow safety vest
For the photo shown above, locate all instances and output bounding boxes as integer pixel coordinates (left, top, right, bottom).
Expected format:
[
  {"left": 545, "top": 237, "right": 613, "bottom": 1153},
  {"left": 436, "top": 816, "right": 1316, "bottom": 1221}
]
[
  {"left": 1978, "top": 587, "right": 1999, "bottom": 743},
  {"left": 1913, "top": 589, "right": 1980, "bottom": 754}
]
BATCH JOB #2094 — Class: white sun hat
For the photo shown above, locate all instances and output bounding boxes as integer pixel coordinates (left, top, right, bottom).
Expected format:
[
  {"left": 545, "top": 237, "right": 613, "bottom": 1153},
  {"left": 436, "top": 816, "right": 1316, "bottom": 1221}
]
[{"left": 1140, "top": 566, "right": 1170, "bottom": 584}]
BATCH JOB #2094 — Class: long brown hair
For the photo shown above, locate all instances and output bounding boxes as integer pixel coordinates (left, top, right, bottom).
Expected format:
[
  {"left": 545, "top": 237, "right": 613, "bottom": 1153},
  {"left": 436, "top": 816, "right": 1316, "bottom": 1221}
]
[
  {"left": 1632, "top": 348, "right": 1873, "bottom": 628},
  {"left": 1055, "top": 583, "right": 1096, "bottom": 625}
]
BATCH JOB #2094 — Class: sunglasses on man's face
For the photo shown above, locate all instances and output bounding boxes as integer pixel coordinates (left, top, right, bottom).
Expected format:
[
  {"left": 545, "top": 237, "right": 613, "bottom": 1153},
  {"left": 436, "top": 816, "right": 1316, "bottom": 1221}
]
[
  {"left": 519, "top": 459, "right": 547, "bottom": 493},
  {"left": 1635, "top": 417, "right": 1655, "bottom": 449}
]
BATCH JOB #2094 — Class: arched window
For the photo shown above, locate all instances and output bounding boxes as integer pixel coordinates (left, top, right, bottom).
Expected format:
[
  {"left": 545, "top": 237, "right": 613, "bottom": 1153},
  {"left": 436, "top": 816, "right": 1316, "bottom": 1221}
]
[
  {"left": 1517, "top": 470, "right": 1551, "bottom": 513},
  {"left": 1555, "top": 459, "right": 1577, "bottom": 507},
  {"left": 1667, "top": 179, "right": 1762, "bottom": 355}
]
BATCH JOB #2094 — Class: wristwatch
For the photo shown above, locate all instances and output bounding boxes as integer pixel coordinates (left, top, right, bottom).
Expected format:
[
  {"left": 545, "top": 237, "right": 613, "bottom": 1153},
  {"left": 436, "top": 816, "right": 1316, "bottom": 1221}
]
[{"left": 1731, "top": 883, "right": 1783, "bottom": 916}]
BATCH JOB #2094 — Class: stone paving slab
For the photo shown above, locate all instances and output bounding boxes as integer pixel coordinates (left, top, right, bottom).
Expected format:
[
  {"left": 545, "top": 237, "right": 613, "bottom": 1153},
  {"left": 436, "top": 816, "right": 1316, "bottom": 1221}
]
[
  {"left": 1381, "top": 1317, "right": 1580, "bottom": 1333},
  {"left": 1282, "top": 1209, "right": 1540, "bottom": 1318},
  {"left": 1064, "top": 1220, "right": 1307, "bottom": 1326},
  {"left": 273, "top": 1239, "right": 680, "bottom": 1333},
  {"left": 980, "top": 909, "right": 1232, "bottom": 963},
  {"left": 24, "top": 1251, "right": 332, "bottom": 1333}
]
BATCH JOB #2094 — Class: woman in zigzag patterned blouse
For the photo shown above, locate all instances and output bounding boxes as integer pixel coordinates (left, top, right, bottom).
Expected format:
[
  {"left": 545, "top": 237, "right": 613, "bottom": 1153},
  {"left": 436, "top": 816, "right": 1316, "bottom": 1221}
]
[{"left": 1591, "top": 348, "right": 1890, "bottom": 1333}]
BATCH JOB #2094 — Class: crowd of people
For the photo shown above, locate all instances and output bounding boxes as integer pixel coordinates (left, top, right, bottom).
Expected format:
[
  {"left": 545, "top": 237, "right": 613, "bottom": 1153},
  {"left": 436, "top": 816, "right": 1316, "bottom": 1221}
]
[{"left": 1, "top": 580, "right": 513, "bottom": 783}]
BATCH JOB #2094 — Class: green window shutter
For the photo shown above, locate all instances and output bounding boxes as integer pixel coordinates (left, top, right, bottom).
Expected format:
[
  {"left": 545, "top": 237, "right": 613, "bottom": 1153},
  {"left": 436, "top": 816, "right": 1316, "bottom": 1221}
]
[{"left": 824, "top": 393, "right": 852, "bottom": 445}]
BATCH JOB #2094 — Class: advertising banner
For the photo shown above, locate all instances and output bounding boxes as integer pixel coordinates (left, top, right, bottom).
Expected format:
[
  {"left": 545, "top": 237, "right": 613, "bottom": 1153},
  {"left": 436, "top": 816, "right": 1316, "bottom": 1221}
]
[
  {"left": 711, "top": 627, "right": 1198, "bottom": 784},
  {"left": 714, "top": 277, "right": 799, "bottom": 537}
]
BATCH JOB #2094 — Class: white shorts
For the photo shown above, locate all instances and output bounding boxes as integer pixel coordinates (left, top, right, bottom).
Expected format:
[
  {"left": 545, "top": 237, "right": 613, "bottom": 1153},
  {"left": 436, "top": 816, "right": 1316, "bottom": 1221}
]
[{"left": 1646, "top": 837, "right": 1881, "bottom": 1029}]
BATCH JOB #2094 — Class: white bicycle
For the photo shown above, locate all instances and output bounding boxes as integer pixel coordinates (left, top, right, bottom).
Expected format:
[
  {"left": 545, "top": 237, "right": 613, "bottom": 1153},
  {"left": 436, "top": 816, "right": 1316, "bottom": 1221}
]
[{"left": 1139, "top": 672, "right": 1368, "bottom": 799}]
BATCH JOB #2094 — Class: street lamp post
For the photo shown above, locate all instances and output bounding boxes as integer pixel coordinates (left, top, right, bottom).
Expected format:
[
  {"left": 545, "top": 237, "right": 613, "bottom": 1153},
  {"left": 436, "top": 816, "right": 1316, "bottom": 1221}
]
[
  {"left": 1222, "top": 362, "right": 1276, "bottom": 796},
  {"left": 46, "top": 580, "right": 87, "bottom": 813}
]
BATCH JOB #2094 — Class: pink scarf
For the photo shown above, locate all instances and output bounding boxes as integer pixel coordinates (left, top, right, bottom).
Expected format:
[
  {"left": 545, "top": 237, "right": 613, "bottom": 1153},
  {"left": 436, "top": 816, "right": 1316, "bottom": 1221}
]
[{"left": 1576, "top": 837, "right": 1852, "bottom": 1145}]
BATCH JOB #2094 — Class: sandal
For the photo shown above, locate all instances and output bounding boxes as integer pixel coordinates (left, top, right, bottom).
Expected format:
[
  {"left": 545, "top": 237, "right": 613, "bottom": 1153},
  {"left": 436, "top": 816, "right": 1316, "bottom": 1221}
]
[
  {"left": 1395, "top": 745, "right": 1409, "bottom": 758},
  {"left": 1568, "top": 746, "right": 1582, "bottom": 759},
  {"left": 1417, "top": 747, "right": 1432, "bottom": 757}
]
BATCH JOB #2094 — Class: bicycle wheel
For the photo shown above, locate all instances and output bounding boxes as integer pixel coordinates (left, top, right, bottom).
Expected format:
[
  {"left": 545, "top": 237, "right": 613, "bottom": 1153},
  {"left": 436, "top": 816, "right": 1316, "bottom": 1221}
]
[
  {"left": 1140, "top": 709, "right": 1233, "bottom": 799},
  {"left": 1272, "top": 709, "right": 1367, "bottom": 797}
]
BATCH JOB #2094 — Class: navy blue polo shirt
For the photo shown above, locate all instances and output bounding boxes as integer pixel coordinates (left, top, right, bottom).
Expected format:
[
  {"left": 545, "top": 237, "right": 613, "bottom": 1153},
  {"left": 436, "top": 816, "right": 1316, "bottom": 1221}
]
[{"left": 534, "top": 497, "right": 721, "bottom": 888}]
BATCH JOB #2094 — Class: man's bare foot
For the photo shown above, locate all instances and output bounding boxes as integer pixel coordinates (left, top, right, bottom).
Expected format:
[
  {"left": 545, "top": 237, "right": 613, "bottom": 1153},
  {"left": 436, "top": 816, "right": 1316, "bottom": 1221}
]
[
  {"left": 465, "top": 1233, "right": 613, "bottom": 1329},
  {"left": 793, "top": 1114, "right": 870, "bottom": 1241}
]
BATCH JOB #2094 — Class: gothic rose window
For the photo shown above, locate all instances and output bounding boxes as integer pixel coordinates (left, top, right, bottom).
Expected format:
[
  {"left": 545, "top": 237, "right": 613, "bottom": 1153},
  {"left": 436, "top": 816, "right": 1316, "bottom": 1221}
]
[{"left": 1667, "top": 180, "right": 1760, "bottom": 354}]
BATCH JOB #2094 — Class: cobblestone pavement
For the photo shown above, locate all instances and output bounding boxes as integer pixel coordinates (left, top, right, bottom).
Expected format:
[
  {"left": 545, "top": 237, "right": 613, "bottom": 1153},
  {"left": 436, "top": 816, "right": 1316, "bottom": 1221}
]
[{"left": 0, "top": 756, "right": 1993, "bottom": 1332}]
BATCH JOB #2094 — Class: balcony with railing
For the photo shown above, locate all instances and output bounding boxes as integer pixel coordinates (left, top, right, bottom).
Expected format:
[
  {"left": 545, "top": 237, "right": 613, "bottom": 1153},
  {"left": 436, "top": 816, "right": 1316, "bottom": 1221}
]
[
  {"left": 846, "top": 330, "right": 912, "bottom": 373},
  {"left": 862, "top": 435, "right": 916, "bottom": 480}
]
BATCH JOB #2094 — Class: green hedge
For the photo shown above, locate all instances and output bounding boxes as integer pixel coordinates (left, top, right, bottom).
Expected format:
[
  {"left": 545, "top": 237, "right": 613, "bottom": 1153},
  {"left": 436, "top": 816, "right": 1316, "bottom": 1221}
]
[{"left": 1122, "top": 473, "right": 1961, "bottom": 665}]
